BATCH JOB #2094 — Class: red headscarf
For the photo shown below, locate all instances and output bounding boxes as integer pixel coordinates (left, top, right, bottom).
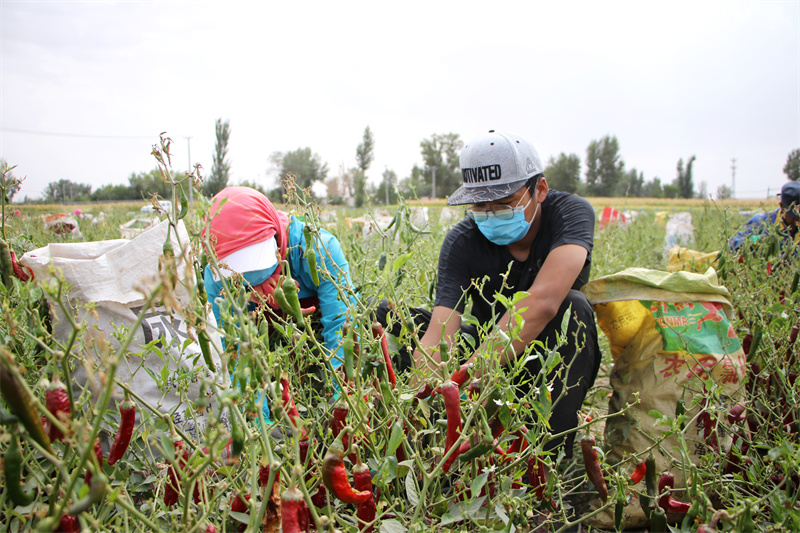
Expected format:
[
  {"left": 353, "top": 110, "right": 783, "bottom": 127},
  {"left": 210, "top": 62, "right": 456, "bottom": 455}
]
[{"left": 204, "top": 187, "right": 289, "bottom": 306}]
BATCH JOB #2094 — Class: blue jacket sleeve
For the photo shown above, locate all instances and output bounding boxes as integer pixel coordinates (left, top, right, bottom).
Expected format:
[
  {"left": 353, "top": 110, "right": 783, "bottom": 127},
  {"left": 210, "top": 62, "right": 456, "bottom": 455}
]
[
  {"left": 289, "top": 218, "right": 358, "bottom": 369},
  {"left": 729, "top": 211, "right": 775, "bottom": 251}
]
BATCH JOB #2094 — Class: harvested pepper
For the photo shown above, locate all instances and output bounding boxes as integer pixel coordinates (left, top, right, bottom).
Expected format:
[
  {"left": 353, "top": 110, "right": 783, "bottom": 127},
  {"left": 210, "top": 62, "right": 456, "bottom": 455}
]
[
  {"left": 85, "top": 436, "right": 103, "bottom": 487},
  {"left": 107, "top": 397, "right": 136, "bottom": 466},
  {"left": 440, "top": 380, "right": 462, "bottom": 473},
  {"left": 58, "top": 514, "right": 80, "bottom": 533},
  {"left": 527, "top": 455, "right": 548, "bottom": 501},
  {"left": 580, "top": 435, "right": 608, "bottom": 502},
  {"left": 281, "top": 274, "right": 304, "bottom": 322},
  {"left": 321, "top": 439, "right": 371, "bottom": 504},
  {"left": 343, "top": 322, "right": 356, "bottom": 384},
  {"left": 229, "top": 408, "right": 245, "bottom": 459},
  {"left": 164, "top": 437, "right": 189, "bottom": 508},
  {"left": 657, "top": 472, "right": 691, "bottom": 516},
  {"left": 4, "top": 433, "right": 34, "bottom": 506},
  {"left": 372, "top": 323, "right": 396, "bottom": 388},
  {"left": 280, "top": 374, "right": 306, "bottom": 440},
  {"left": 0, "top": 238, "right": 13, "bottom": 288}
]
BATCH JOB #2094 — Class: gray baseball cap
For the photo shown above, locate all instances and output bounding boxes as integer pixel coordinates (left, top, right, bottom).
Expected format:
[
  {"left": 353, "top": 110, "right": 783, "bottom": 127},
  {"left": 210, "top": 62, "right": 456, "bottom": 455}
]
[{"left": 447, "top": 130, "right": 543, "bottom": 206}]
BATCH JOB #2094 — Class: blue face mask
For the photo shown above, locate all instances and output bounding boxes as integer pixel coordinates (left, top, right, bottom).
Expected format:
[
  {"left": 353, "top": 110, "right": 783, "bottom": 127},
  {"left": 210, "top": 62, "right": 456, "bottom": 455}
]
[
  {"left": 475, "top": 201, "right": 538, "bottom": 246},
  {"left": 241, "top": 263, "right": 278, "bottom": 287}
]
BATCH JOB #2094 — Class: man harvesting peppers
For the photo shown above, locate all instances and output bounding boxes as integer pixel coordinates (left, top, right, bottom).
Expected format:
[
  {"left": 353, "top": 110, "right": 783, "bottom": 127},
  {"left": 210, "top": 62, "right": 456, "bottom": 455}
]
[
  {"left": 377, "top": 130, "right": 601, "bottom": 457},
  {"left": 203, "top": 186, "right": 358, "bottom": 420},
  {"left": 729, "top": 180, "right": 800, "bottom": 252}
]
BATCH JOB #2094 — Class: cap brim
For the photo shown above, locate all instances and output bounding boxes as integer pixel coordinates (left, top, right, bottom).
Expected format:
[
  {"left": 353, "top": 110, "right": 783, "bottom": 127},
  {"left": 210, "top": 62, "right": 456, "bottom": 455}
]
[
  {"left": 219, "top": 236, "right": 278, "bottom": 277},
  {"left": 446, "top": 179, "right": 529, "bottom": 206}
]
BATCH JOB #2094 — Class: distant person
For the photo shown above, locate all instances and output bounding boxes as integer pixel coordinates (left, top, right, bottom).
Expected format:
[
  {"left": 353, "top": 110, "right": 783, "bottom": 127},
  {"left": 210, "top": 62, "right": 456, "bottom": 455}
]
[
  {"left": 376, "top": 130, "right": 601, "bottom": 457},
  {"left": 729, "top": 181, "right": 800, "bottom": 252},
  {"left": 203, "top": 187, "right": 357, "bottom": 418}
]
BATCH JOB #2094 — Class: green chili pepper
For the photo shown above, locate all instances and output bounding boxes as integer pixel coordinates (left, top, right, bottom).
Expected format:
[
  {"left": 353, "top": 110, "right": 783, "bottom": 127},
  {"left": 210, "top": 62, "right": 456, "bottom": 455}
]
[
  {"left": 230, "top": 408, "right": 244, "bottom": 459},
  {"left": 0, "top": 238, "right": 13, "bottom": 289},
  {"left": 0, "top": 365, "right": 53, "bottom": 454},
  {"left": 650, "top": 506, "right": 668, "bottom": 533},
  {"left": 280, "top": 275, "right": 304, "bottom": 322},
  {"left": 343, "top": 323, "right": 355, "bottom": 384},
  {"left": 739, "top": 502, "right": 755, "bottom": 531},
  {"left": 676, "top": 393, "right": 686, "bottom": 431},
  {"left": 178, "top": 185, "right": 189, "bottom": 220},
  {"left": 641, "top": 453, "right": 658, "bottom": 519},
  {"left": 615, "top": 488, "right": 626, "bottom": 530},
  {"left": 303, "top": 225, "right": 320, "bottom": 286},
  {"left": 4, "top": 433, "right": 34, "bottom": 506},
  {"left": 67, "top": 473, "right": 106, "bottom": 515},
  {"left": 792, "top": 269, "right": 800, "bottom": 295}
]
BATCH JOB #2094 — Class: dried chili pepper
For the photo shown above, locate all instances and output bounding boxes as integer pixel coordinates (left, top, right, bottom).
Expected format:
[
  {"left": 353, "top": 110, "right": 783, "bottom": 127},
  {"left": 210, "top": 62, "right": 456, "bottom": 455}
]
[
  {"left": 303, "top": 225, "right": 320, "bottom": 287},
  {"left": 281, "top": 483, "right": 310, "bottom": 533},
  {"left": 630, "top": 460, "right": 647, "bottom": 484},
  {"left": 231, "top": 492, "right": 250, "bottom": 513},
  {"left": 580, "top": 435, "right": 608, "bottom": 502},
  {"left": 9, "top": 251, "right": 31, "bottom": 282},
  {"left": 4, "top": 432, "right": 33, "bottom": 506},
  {"left": 0, "top": 364, "right": 52, "bottom": 454},
  {"left": 45, "top": 378, "right": 70, "bottom": 442},
  {"left": 527, "top": 455, "right": 548, "bottom": 501},
  {"left": 353, "top": 462, "right": 376, "bottom": 533},
  {"left": 107, "top": 398, "right": 135, "bottom": 466},
  {"left": 657, "top": 472, "right": 691, "bottom": 516},
  {"left": 320, "top": 439, "right": 371, "bottom": 504},
  {"left": 727, "top": 403, "right": 746, "bottom": 425},
  {"left": 440, "top": 380, "right": 462, "bottom": 473},
  {"left": 415, "top": 383, "right": 434, "bottom": 400}
]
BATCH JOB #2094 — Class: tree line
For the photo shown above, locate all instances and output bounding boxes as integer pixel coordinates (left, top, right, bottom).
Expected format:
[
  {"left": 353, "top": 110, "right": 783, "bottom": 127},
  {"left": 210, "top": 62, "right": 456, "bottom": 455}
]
[{"left": 13, "top": 121, "right": 800, "bottom": 205}]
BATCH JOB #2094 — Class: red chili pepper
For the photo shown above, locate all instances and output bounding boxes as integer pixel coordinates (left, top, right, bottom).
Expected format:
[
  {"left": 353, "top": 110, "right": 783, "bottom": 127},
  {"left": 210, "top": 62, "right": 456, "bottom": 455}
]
[
  {"left": 231, "top": 492, "right": 251, "bottom": 513},
  {"left": 280, "top": 374, "right": 307, "bottom": 440},
  {"left": 630, "top": 461, "right": 647, "bottom": 484},
  {"left": 107, "top": 398, "right": 135, "bottom": 466},
  {"left": 321, "top": 441, "right": 371, "bottom": 504},
  {"left": 85, "top": 437, "right": 103, "bottom": 487},
  {"left": 727, "top": 403, "right": 746, "bottom": 425},
  {"left": 58, "top": 514, "right": 80, "bottom": 533},
  {"left": 164, "top": 437, "right": 189, "bottom": 508},
  {"left": 466, "top": 379, "right": 482, "bottom": 400},
  {"left": 415, "top": 383, "right": 434, "bottom": 400},
  {"left": 45, "top": 378, "right": 70, "bottom": 442},
  {"left": 527, "top": 455, "right": 548, "bottom": 500},
  {"left": 500, "top": 427, "right": 529, "bottom": 462},
  {"left": 657, "top": 473, "right": 691, "bottom": 516},
  {"left": 699, "top": 399, "right": 720, "bottom": 453},
  {"left": 330, "top": 404, "right": 350, "bottom": 454},
  {"left": 372, "top": 323, "right": 396, "bottom": 388},
  {"left": 353, "top": 462, "right": 376, "bottom": 533},
  {"left": 281, "top": 484, "right": 310, "bottom": 533},
  {"left": 450, "top": 363, "right": 473, "bottom": 388},
  {"left": 440, "top": 380, "right": 462, "bottom": 473},
  {"left": 580, "top": 436, "right": 608, "bottom": 502}
]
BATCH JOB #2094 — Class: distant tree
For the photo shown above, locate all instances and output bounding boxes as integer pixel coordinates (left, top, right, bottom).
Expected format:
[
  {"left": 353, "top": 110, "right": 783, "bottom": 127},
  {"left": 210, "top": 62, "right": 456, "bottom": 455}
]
[
  {"left": 674, "top": 155, "right": 696, "bottom": 199},
  {"left": 697, "top": 181, "right": 708, "bottom": 199},
  {"left": 663, "top": 183, "right": 680, "bottom": 198},
  {"left": 374, "top": 168, "right": 398, "bottom": 205},
  {"left": 585, "top": 135, "right": 624, "bottom": 197},
  {"left": 205, "top": 118, "right": 231, "bottom": 197},
  {"left": 398, "top": 164, "right": 426, "bottom": 198},
  {"left": 91, "top": 183, "right": 136, "bottom": 201},
  {"left": 717, "top": 184, "right": 733, "bottom": 200},
  {"left": 642, "top": 177, "right": 663, "bottom": 198},
  {"left": 784, "top": 148, "right": 800, "bottom": 181},
  {"left": 420, "top": 133, "right": 463, "bottom": 198},
  {"left": 544, "top": 153, "right": 581, "bottom": 193},
  {"left": 619, "top": 168, "right": 645, "bottom": 197},
  {"left": 0, "top": 160, "right": 20, "bottom": 202},
  {"left": 237, "top": 179, "right": 269, "bottom": 198},
  {"left": 128, "top": 169, "right": 173, "bottom": 200},
  {"left": 270, "top": 147, "right": 329, "bottom": 196},
  {"left": 354, "top": 126, "right": 375, "bottom": 207},
  {"left": 43, "top": 179, "right": 92, "bottom": 203}
]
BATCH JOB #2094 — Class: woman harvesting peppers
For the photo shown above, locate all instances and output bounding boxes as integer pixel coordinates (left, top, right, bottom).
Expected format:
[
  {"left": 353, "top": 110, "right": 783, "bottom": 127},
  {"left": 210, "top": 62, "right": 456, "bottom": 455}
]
[{"left": 203, "top": 186, "right": 358, "bottom": 420}]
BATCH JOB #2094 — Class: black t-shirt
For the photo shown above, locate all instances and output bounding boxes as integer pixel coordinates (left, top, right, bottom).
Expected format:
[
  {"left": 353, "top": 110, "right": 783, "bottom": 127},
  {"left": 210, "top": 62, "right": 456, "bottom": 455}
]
[{"left": 434, "top": 189, "right": 595, "bottom": 326}]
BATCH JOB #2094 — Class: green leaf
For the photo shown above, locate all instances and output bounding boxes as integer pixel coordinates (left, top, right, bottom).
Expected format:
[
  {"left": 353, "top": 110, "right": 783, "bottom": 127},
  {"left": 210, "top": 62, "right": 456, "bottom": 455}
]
[
  {"left": 376, "top": 455, "right": 398, "bottom": 485},
  {"left": 379, "top": 519, "right": 408, "bottom": 533},
  {"left": 387, "top": 420, "right": 404, "bottom": 455},
  {"left": 391, "top": 251, "right": 415, "bottom": 272},
  {"left": 405, "top": 469, "right": 419, "bottom": 506},
  {"left": 471, "top": 472, "right": 489, "bottom": 498}
]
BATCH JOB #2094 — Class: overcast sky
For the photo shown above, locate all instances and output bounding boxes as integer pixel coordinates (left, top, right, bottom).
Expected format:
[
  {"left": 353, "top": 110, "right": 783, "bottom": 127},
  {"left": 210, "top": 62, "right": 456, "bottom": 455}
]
[{"left": 1, "top": 0, "right": 798, "bottom": 202}]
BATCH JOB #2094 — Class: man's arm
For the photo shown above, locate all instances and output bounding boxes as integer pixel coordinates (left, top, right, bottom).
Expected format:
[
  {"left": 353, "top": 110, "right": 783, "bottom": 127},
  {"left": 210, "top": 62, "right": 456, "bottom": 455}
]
[
  {"left": 412, "top": 305, "right": 463, "bottom": 381},
  {"left": 468, "top": 244, "right": 588, "bottom": 369}
]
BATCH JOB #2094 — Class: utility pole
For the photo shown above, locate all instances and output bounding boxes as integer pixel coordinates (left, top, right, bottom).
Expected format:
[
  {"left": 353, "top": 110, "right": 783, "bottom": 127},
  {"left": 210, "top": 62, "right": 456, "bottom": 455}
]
[
  {"left": 426, "top": 165, "right": 437, "bottom": 199},
  {"left": 731, "top": 158, "right": 736, "bottom": 199}
]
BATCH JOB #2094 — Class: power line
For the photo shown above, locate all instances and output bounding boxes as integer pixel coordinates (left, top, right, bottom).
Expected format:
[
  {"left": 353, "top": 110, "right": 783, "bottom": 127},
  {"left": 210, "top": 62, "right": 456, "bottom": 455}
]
[{"left": 1, "top": 127, "right": 159, "bottom": 140}]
